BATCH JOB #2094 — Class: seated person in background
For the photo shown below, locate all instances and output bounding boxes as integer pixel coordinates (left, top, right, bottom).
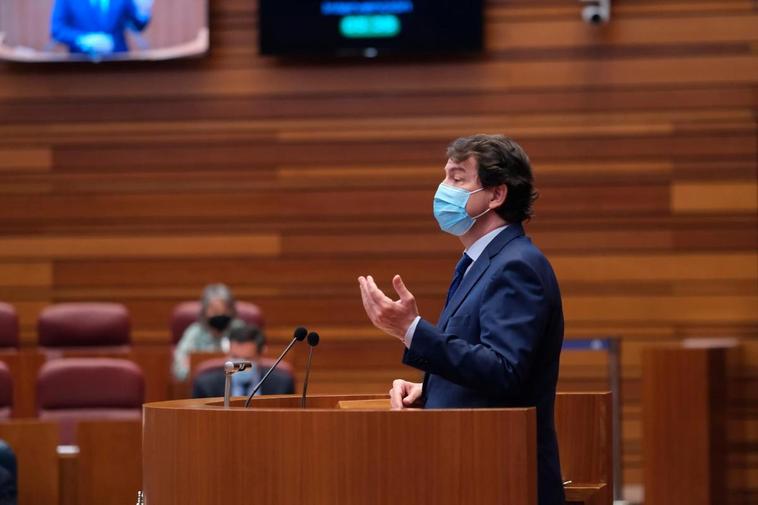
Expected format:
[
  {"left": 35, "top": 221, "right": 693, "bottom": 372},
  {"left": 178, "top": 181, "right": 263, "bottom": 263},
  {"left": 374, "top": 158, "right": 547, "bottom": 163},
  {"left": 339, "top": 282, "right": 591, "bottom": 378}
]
[
  {"left": 193, "top": 324, "right": 295, "bottom": 398},
  {"left": 0, "top": 440, "right": 16, "bottom": 505},
  {"left": 172, "top": 283, "right": 247, "bottom": 382},
  {"left": 50, "top": 0, "right": 153, "bottom": 56}
]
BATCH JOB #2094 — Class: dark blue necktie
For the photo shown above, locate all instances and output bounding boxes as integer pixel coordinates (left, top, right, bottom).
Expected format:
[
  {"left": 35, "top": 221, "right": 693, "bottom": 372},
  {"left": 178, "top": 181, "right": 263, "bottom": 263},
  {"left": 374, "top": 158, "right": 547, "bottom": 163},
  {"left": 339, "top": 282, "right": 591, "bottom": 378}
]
[{"left": 445, "top": 253, "right": 473, "bottom": 307}]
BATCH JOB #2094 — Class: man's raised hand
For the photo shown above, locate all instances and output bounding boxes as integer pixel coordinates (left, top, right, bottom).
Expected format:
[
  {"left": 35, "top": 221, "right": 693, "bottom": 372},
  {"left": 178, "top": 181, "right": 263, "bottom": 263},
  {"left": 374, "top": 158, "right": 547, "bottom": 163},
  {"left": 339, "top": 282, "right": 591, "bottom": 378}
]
[{"left": 358, "top": 274, "right": 418, "bottom": 342}]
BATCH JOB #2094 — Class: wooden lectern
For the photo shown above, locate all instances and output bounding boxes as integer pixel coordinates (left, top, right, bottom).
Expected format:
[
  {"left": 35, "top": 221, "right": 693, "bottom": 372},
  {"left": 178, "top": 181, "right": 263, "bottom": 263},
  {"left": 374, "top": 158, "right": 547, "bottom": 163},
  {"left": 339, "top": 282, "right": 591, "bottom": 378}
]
[
  {"left": 144, "top": 392, "right": 612, "bottom": 504},
  {"left": 143, "top": 394, "right": 538, "bottom": 505}
]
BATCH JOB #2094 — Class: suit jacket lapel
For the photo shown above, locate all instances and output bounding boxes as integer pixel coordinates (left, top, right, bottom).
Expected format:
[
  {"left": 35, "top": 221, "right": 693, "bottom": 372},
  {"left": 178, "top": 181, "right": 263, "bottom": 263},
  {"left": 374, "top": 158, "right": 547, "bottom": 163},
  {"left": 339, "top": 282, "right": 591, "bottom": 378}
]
[
  {"left": 256, "top": 365, "right": 269, "bottom": 395},
  {"left": 437, "top": 223, "right": 525, "bottom": 329},
  {"left": 437, "top": 254, "right": 489, "bottom": 327}
]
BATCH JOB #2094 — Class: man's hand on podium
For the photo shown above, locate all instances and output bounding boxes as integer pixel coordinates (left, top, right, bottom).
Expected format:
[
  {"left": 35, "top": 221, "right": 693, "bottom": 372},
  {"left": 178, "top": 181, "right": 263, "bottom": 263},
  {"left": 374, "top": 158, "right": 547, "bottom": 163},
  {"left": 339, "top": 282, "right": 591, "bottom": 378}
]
[
  {"left": 390, "top": 379, "right": 423, "bottom": 410},
  {"left": 358, "top": 274, "right": 418, "bottom": 342}
]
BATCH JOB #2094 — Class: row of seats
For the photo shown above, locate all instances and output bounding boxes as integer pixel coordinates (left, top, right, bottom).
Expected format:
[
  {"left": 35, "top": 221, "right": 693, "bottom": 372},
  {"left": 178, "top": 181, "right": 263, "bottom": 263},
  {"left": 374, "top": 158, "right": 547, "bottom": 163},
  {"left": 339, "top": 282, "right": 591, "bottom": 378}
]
[
  {"left": 0, "top": 363, "right": 10, "bottom": 419},
  {"left": 0, "top": 300, "right": 264, "bottom": 348},
  {"left": 0, "top": 299, "right": 265, "bottom": 445},
  {"left": 0, "top": 357, "right": 142, "bottom": 443}
]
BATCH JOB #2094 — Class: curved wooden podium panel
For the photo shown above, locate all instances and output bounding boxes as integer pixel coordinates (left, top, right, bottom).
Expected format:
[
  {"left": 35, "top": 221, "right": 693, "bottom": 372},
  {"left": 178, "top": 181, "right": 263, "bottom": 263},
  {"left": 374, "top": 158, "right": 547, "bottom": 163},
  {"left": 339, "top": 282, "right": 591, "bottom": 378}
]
[{"left": 143, "top": 395, "right": 537, "bottom": 505}]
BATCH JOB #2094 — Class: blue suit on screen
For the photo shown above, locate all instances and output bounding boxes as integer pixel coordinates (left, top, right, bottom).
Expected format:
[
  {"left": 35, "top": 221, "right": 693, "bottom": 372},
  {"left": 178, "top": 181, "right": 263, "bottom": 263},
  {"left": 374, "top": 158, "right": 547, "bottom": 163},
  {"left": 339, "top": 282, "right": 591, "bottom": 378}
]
[
  {"left": 50, "top": 0, "right": 151, "bottom": 53},
  {"left": 403, "top": 223, "right": 566, "bottom": 505}
]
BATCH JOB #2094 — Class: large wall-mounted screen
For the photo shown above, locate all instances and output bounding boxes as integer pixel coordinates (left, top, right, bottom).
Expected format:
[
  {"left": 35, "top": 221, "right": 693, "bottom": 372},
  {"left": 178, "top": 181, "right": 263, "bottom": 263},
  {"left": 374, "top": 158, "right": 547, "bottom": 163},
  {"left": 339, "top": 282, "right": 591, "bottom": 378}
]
[
  {"left": 0, "top": 0, "right": 208, "bottom": 62},
  {"left": 259, "top": 0, "right": 483, "bottom": 57}
]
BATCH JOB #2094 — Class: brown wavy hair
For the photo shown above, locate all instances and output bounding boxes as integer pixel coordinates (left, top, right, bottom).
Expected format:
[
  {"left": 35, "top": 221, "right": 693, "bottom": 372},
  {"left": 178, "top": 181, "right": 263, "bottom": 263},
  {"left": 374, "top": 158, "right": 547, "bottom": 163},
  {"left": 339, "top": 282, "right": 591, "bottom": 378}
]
[{"left": 446, "top": 134, "right": 538, "bottom": 223}]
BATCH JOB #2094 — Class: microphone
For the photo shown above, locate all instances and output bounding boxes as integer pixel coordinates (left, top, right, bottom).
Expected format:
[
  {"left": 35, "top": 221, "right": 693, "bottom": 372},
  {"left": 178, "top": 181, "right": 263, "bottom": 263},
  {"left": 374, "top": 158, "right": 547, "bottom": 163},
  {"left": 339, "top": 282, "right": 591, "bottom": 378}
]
[
  {"left": 300, "top": 331, "right": 319, "bottom": 408},
  {"left": 224, "top": 360, "right": 252, "bottom": 373},
  {"left": 223, "top": 360, "right": 253, "bottom": 408},
  {"left": 244, "top": 326, "right": 307, "bottom": 407}
]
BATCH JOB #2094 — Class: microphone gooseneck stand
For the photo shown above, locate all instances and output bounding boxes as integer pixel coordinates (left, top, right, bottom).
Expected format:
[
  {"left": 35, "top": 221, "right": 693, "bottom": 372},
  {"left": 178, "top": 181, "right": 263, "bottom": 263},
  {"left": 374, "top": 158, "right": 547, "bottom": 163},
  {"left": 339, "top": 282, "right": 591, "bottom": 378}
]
[
  {"left": 300, "top": 331, "right": 320, "bottom": 408},
  {"left": 244, "top": 326, "right": 307, "bottom": 408}
]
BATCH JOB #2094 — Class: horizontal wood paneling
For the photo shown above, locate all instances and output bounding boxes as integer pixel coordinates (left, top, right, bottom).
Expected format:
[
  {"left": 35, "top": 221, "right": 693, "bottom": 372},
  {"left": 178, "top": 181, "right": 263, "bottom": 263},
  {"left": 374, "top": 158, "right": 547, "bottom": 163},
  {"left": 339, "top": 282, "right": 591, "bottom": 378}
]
[
  {"left": 0, "top": 148, "right": 51, "bottom": 171},
  {"left": 0, "top": 0, "right": 756, "bottom": 502},
  {"left": 488, "top": 15, "right": 757, "bottom": 49},
  {"left": 2, "top": 88, "right": 755, "bottom": 125},
  {"left": 1, "top": 56, "right": 757, "bottom": 99},
  {"left": 672, "top": 182, "right": 758, "bottom": 213},
  {"left": 0, "top": 234, "right": 280, "bottom": 259},
  {"left": 49, "top": 253, "right": 758, "bottom": 287}
]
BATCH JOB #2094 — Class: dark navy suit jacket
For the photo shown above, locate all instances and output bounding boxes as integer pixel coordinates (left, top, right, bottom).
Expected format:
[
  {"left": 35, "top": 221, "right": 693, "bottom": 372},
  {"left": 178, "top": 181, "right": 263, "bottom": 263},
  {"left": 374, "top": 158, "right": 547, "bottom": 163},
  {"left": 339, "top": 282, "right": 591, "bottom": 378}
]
[
  {"left": 403, "top": 223, "right": 565, "bottom": 505},
  {"left": 192, "top": 365, "right": 295, "bottom": 399},
  {"left": 51, "top": 0, "right": 150, "bottom": 53}
]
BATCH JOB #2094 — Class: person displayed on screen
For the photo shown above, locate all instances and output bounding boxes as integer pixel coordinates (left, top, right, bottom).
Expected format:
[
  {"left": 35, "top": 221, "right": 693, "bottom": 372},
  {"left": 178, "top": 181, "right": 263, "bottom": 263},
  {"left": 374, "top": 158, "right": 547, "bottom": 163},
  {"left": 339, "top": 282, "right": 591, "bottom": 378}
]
[
  {"left": 358, "top": 134, "right": 565, "bottom": 505},
  {"left": 50, "top": 0, "right": 153, "bottom": 56},
  {"left": 192, "top": 324, "right": 295, "bottom": 398},
  {"left": 172, "top": 283, "right": 247, "bottom": 382}
]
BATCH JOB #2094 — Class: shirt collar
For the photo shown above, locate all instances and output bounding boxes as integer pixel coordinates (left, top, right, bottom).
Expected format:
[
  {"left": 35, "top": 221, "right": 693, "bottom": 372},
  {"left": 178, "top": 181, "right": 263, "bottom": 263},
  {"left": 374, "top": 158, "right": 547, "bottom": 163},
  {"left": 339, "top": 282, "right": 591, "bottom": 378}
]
[{"left": 465, "top": 225, "right": 509, "bottom": 263}]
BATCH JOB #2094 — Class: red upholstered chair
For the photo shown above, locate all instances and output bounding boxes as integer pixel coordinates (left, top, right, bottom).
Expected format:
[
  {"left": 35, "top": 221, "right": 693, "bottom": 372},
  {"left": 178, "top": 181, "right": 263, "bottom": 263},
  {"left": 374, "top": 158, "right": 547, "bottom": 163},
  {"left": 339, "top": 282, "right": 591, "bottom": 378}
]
[
  {"left": 37, "top": 358, "right": 144, "bottom": 444},
  {"left": 37, "top": 303, "right": 130, "bottom": 357},
  {"left": 170, "top": 300, "right": 265, "bottom": 345},
  {"left": 0, "top": 302, "right": 19, "bottom": 349},
  {"left": 0, "top": 361, "right": 13, "bottom": 418},
  {"left": 192, "top": 357, "right": 227, "bottom": 380}
]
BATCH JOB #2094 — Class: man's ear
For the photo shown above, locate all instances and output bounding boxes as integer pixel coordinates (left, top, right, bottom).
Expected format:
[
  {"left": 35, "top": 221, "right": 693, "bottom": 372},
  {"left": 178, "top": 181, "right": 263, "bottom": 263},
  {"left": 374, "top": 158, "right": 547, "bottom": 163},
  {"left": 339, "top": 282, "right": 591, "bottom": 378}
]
[{"left": 490, "top": 184, "right": 507, "bottom": 208}]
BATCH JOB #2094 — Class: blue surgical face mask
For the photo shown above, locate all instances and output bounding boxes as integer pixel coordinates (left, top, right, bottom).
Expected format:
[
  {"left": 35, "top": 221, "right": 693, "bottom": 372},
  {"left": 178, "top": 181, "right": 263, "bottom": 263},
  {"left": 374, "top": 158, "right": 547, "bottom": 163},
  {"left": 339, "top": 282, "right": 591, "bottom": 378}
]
[{"left": 433, "top": 183, "right": 490, "bottom": 236}]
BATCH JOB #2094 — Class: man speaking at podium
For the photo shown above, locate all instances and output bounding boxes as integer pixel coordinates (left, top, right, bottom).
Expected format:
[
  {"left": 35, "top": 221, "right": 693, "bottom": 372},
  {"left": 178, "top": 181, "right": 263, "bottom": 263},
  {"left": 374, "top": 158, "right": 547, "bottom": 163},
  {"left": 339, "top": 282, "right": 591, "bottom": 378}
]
[{"left": 358, "top": 135, "right": 565, "bottom": 505}]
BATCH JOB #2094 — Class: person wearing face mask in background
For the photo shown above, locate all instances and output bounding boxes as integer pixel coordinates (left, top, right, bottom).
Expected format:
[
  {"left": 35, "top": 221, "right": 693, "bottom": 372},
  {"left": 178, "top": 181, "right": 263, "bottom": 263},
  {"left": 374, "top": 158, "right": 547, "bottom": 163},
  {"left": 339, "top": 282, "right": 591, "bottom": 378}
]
[
  {"left": 191, "top": 324, "right": 295, "bottom": 399},
  {"left": 172, "top": 283, "right": 247, "bottom": 382},
  {"left": 358, "top": 134, "right": 565, "bottom": 505}
]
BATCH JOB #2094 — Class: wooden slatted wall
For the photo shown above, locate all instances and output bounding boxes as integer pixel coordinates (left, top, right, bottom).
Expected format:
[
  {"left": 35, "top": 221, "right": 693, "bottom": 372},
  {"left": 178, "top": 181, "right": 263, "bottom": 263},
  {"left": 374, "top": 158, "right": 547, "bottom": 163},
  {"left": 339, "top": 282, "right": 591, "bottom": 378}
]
[{"left": 0, "top": 0, "right": 756, "bottom": 501}]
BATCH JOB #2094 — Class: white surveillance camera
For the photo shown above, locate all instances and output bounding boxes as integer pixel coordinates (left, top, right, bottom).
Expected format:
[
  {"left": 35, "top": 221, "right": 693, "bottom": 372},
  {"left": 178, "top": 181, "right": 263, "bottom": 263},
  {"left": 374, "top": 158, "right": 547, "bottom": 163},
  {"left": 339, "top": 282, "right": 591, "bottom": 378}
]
[{"left": 580, "top": 0, "right": 610, "bottom": 25}]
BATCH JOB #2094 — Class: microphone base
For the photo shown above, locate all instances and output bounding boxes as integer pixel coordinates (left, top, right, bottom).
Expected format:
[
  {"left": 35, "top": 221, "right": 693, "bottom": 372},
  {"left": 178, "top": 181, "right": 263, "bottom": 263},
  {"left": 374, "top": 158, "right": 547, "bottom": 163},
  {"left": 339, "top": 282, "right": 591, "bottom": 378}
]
[{"left": 223, "top": 372, "right": 232, "bottom": 408}]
